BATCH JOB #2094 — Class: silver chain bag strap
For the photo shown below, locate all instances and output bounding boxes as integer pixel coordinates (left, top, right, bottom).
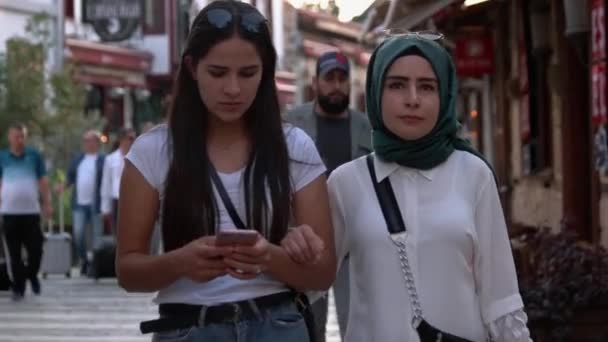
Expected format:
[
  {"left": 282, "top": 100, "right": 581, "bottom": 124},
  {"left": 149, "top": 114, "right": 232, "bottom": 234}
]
[{"left": 366, "top": 155, "right": 477, "bottom": 342}]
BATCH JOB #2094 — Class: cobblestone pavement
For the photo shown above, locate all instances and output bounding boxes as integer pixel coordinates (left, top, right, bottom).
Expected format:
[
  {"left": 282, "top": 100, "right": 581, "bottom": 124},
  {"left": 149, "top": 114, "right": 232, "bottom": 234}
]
[{"left": 0, "top": 272, "right": 342, "bottom": 342}]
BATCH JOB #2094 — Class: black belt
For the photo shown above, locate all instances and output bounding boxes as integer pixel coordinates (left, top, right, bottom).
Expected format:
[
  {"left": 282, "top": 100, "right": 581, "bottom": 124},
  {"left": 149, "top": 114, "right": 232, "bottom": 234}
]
[{"left": 140, "top": 291, "right": 296, "bottom": 334}]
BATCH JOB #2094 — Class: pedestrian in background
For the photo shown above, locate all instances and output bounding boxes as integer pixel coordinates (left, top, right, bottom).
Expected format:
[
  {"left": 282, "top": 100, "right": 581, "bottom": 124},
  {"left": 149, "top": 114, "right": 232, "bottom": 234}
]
[
  {"left": 116, "top": 1, "right": 335, "bottom": 341},
  {"left": 100, "top": 128, "right": 136, "bottom": 232},
  {"left": 282, "top": 34, "right": 532, "bottom": 341},
  {"left": 287, "top": 51, "right": 371, "bottom": 341},
  {"left": 62, "top": 130, "right": 105, "bottom": 276},
  {"left": 0, "top": 122, "right": 52, "bottom": 301}
]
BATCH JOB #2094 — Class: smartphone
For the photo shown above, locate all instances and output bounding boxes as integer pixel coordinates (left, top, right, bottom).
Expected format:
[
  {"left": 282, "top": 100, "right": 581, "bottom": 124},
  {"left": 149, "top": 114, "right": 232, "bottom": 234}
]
[{"left": 216, "top": 229, "right": 259, "bottom": 246}]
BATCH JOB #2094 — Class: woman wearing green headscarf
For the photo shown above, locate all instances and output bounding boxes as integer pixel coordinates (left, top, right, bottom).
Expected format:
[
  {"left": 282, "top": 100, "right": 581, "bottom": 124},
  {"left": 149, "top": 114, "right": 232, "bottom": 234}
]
[{"left": 281, "top": 35, "right": 531, "bottom": 342}]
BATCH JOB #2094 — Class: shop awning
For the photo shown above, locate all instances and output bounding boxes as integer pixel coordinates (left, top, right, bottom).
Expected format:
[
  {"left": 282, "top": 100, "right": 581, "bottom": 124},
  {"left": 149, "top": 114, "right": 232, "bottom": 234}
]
[
  {"left": 302, "top": 39, "right": 372, "bottom": 66},
  {"left": 74, "top": 65, "right": 148, "bottom": 88},
  {"left": 360, "top": 0, "right": 459, "bottom": 41},
  {"left": 66, "top": 39, "right": 152, "bottom": 88}
]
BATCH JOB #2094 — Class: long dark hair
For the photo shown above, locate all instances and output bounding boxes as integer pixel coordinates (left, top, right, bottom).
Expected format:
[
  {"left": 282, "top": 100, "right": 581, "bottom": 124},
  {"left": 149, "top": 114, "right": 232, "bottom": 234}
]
[{"left": 162, "top": 0, "right": 291, "bottom": 251}]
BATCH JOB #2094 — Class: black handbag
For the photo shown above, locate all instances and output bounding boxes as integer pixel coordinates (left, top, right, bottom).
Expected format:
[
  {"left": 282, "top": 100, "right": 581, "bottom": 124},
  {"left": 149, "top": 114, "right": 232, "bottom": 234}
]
[
  {"left": 366, "top": 155, "right": 475, "bottom": 342},
  {"left": 210, "top": 167, "right": 318, "bottom": 342}
]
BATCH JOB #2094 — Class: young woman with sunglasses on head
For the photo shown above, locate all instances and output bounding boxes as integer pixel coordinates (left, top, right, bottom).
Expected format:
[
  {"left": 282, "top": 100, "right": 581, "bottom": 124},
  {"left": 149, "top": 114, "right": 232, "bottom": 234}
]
[
  {"left": 281, "top": 35, "right": 532, "bottom": 341},
  {"left": 116, "top": 1, "right": 335, "bottom": 341}
]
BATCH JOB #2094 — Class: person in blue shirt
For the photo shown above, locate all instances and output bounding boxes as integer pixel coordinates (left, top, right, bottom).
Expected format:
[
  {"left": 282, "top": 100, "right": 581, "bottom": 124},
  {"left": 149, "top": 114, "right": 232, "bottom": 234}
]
[{"left": 0, "top": 122, "right": 52, "bottom": 301}]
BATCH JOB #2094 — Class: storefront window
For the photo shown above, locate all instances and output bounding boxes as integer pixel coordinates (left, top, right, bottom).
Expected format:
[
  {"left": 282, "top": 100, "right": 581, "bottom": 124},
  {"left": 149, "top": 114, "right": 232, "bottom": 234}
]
[
  {"left": 84, "top": 85, "right": 103, "bottom": 116},
  {"left": 457, "top": 87, "right": 482, "bottom": 151},
  {"left": 134, "top": 89, "right": 166, "bottom": 133}
]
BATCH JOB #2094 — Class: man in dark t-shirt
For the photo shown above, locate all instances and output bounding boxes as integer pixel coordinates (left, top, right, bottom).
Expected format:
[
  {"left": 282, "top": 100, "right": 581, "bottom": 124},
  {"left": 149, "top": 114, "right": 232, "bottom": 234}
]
[{"left": 287, "top": 51, "right": 371, "bottom": 342}]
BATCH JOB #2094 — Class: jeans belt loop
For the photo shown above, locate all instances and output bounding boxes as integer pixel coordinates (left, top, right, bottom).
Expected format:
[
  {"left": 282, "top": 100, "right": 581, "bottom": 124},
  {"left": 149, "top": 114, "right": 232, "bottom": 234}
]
[
  {"left": 230, "top": 303, "right": 241, "bottom": 322},
  {"left": 247, "top": 299, "right": 263, "bottom": 320},
  {"left": 295, "top": 294, "right": 307, "bottom": 310},
  {"left": 197, "top": 306, "right": 208, "bottom": 327}
]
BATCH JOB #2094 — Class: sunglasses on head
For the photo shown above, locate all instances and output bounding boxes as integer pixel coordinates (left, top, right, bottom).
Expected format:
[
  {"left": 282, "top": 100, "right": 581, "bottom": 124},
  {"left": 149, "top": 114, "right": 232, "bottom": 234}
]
[
  {"left": 381, "top": 29, "right": 444, "bottom": 41},
  {"left": 204, "top": 8, "right": 268, "bottom": 33}
]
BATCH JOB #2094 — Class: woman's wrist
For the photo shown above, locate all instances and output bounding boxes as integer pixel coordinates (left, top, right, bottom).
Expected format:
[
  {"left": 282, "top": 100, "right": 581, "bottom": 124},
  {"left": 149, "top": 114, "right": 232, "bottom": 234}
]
[
  {"left": 265, "top": 243, "right": 285, "bottom": 275},
  {"left": 165, "top": 247, "right": 188, "bottom": 279}
]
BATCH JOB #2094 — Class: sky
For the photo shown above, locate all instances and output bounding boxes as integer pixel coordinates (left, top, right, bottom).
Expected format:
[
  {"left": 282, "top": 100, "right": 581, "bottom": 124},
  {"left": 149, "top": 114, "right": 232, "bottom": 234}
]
[{"left": 286, "top": 0, "right": 375, "bottom": 22}]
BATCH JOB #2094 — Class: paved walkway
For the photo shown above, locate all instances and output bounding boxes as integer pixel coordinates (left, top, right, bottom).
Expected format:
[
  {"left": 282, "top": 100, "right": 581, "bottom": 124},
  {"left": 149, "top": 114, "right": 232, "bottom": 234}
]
[{"left": 0, "top": 273, "right": 342, "bottom": 342}]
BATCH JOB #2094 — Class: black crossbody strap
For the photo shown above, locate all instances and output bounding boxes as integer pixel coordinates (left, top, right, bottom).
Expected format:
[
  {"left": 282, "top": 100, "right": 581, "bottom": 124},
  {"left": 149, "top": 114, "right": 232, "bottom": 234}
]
[
  {"left": 366, "top": 155, "right": 407, "bottom": 234},
  {"left": 209, "top": 167, "right": 247, "bottom": 230},
  {"left": 209, "top": 166, "right": 318, "bottom": 342}
]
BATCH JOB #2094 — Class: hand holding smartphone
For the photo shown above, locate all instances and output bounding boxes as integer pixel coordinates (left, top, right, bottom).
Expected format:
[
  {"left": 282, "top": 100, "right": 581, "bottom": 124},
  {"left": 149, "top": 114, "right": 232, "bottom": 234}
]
[
  {"left": 215, "top": 229, "right": 259, "bottom": 246},
  {"left": 217, "top": 229, "right": 269, "bottom": 279}
]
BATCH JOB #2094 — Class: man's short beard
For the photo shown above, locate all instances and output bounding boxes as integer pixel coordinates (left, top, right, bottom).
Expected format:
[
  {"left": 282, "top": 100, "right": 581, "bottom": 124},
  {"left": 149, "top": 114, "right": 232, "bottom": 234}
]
[{"left": 317, "top": 93, "right": 350, "bottom": 115}]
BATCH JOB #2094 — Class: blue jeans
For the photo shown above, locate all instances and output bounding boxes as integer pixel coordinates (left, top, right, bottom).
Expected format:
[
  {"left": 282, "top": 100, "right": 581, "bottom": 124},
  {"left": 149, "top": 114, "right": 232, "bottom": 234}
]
[
  {"left": 152, "top": 301, "right": 309, "bottom": 342},
  {"left": 72, "top": 205, "right": 102, "bottom": 263}
]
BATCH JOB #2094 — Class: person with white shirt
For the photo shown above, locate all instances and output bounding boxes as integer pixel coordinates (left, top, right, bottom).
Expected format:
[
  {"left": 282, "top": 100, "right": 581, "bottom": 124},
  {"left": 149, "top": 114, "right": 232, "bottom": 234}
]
[
  {"left": 100, "top": 128, "right": 136, "bottom": 231},
  {"left": 64, "top": 130, "right": 105, "bottom": 276},
  {"left": 116, "top": 2, "right": 335, "bottom": 341},
  {"left": 281, "top": 35, "right": 532, "bottom": 341}
]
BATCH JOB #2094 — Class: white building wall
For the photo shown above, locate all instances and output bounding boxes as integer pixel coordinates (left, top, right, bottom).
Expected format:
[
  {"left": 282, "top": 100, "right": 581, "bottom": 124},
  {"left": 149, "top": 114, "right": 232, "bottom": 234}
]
[
  {"left": 137, "top": 36, "right": 170, "bottom": 75},
  {"left": 0, "top": 0, "right": 59, "bottom": 68},
  {"left": 0, "top": 0, "right": 57, "bottom": 50},
  {"left": 0, "top": 12, "right": 32, "bottom": 53}
]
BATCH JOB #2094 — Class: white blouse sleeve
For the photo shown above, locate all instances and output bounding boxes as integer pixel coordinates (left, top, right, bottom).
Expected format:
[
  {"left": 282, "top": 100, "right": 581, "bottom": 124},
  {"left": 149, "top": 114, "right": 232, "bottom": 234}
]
[
  {"left": 473, "top": 169, "right": 529, "bottom": 339},
  {"left": 327, "top": 171, "right": 349, "bottom": 270},
  {"left": 308, "top": 171, "right": 348, "bottom": 304},
  {"left": 488, "top": 309, "right": 532, "bottom": 342}
]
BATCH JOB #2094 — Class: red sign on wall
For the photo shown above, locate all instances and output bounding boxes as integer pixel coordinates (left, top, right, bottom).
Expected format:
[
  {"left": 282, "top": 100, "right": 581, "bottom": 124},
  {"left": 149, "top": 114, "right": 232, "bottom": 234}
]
[
  {"left": 455, "top": 35, "right": 494, "bottom": 77},
  {"left": 592, "top": 0, "right": 606, "bottom": 62},
  {"left": 592, "top": 62, "right": 607, "bottom": 125}
]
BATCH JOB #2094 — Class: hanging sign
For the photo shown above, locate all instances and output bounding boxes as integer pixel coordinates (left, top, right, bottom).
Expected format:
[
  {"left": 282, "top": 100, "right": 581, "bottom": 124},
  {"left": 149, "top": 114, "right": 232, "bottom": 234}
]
[
  {"left": 454, "top": 35, "right": 494, "bottom": 76},
  {"left": 83, "top": 0, "right": 143, "bottom": 42}
]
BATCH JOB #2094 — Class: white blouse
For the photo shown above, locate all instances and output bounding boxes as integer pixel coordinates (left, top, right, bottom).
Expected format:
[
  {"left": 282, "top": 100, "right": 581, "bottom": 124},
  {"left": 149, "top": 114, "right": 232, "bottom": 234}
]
[{"left": 327, "top": 151, "right": 532, "bottom": 342}]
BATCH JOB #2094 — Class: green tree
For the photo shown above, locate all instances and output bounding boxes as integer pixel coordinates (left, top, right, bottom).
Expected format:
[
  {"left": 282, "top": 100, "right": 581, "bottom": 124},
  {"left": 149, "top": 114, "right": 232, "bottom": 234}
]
[{"left": 1, "top": 38, "right": 45, "bottom": 136}]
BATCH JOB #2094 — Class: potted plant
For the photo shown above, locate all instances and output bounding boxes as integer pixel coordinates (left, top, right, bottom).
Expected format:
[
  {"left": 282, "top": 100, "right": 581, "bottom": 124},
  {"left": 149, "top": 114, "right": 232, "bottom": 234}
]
[{"left": 514, "top": 227, "right": 608, "bottom": 341}]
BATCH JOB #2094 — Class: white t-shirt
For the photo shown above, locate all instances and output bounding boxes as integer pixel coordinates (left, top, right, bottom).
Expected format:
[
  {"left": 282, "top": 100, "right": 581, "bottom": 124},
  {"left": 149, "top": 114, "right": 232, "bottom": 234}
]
[
  {"left": 126, "top": 124, "right": 326, "bottom": 305},
  {"left": 328, "top": 151, "right": 525, "bottom": 342},
  {"left": 0, "top": 148, "right": 45, "bottom": 214},
  {"left": 76, "top": 154, "right": 98, "bottom": 206},
  {"left": 100, "top": 149, "right": 125, "bottom": 214}
]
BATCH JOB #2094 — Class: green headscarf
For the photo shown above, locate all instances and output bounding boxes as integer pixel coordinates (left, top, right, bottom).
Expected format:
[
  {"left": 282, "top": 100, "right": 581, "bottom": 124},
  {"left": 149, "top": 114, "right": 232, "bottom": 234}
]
[{"left": 366, "top": 36, "right": 490, "bottom": 171}]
